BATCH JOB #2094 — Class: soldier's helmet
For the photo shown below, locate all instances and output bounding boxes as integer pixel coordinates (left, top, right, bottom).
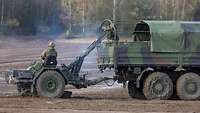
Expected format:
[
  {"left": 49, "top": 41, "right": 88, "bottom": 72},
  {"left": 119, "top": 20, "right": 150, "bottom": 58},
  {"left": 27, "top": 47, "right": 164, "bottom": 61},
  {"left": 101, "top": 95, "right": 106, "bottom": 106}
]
[{"left": 48, "top": 41, "right": 55, "bottom": 48}]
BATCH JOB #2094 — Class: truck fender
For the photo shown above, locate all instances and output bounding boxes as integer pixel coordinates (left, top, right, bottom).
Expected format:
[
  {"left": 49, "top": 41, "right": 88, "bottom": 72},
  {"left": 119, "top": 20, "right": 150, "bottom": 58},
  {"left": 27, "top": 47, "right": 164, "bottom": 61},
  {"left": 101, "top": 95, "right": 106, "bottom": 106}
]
[{"left": 136, "top": 67, "right": 154, "bottom": 88}]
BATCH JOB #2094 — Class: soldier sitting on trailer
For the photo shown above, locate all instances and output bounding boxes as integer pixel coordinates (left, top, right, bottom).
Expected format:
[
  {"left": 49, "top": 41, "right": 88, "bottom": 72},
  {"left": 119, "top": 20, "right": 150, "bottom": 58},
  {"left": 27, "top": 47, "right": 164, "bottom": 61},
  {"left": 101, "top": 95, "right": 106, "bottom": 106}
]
[
  {"left": 27, "top": 42, "right": 58, "bottom": 73},
  {"left": 41, "top": 42, "right": 58, "bottom": 66}
]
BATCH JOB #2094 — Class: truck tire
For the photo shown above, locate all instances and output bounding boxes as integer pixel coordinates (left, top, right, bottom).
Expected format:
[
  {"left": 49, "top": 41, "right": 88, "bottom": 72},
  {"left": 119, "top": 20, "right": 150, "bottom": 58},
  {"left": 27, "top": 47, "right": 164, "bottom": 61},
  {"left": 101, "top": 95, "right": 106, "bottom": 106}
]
[
  {"left": 143, "top": 72, "right": 173, "bottom": 100},
  {"left": 176, "top": 73, "right": 200, "bottom": 100},
  {"left": 36, "top": 70, "right": 65, "bottom": 98},
  {"left": 128, "top": 81, "right": 144, "bottom": 99}
]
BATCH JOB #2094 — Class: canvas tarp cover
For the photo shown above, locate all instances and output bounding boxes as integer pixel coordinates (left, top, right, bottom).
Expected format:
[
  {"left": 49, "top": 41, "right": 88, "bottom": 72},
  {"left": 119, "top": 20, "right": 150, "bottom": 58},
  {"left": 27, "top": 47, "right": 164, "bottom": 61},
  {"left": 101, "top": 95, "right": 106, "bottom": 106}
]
[{"left": 141, "top": 21, "right": 200, "bottom": 52}]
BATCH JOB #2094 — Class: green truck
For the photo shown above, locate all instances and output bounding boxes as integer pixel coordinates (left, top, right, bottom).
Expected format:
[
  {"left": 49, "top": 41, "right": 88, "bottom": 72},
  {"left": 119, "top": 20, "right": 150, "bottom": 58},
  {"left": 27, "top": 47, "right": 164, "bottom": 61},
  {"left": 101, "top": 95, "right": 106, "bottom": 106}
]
[{"left": 97, "top": 20, "right": 200, "bottom": 100}]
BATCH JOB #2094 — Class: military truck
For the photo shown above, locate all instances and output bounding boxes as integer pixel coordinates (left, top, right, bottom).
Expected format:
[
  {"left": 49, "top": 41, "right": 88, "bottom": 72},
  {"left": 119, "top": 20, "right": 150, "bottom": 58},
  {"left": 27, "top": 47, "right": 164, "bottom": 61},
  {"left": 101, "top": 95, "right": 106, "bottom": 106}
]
[{"left": 97, "top": 20, "right": 200, "bottom": 100}]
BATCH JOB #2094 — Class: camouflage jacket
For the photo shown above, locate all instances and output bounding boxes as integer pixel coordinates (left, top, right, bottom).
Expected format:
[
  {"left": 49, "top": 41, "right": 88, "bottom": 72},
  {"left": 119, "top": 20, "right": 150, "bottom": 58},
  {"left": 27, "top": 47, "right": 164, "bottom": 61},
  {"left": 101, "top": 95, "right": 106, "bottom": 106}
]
[{"left": 41, "top": 47, "right": 57, "bottom": 60}]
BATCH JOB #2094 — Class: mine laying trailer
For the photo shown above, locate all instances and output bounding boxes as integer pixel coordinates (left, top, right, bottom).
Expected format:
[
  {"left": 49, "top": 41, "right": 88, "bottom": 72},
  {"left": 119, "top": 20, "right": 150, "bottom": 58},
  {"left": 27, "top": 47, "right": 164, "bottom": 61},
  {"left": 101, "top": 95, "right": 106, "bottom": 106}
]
[
  {"left": 4, "top": 19, "right": 114, "bottom": 98},
  {"left": 97, "top": 21, "right": 200, "bottom": 100}
]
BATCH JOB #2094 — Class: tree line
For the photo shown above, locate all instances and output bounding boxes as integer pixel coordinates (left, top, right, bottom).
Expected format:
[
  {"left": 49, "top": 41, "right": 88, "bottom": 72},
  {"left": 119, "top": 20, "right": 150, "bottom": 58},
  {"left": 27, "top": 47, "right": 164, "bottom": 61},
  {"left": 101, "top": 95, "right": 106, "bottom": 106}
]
[{"left": 0, "top": 0, "right": 200, "bottom": 36}]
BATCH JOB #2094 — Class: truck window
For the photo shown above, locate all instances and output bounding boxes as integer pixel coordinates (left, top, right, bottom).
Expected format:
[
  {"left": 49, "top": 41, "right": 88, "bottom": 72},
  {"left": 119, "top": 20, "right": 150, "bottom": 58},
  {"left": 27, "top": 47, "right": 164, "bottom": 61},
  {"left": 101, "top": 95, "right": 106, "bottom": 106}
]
[{"left": 133, "top": 22, "right": 150, "bottom": 42}]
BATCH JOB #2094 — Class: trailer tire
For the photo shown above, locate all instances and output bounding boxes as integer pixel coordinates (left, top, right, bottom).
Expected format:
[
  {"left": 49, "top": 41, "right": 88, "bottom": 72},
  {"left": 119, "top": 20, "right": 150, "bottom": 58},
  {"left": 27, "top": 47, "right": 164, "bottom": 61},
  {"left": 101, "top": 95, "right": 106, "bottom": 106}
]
[
  {"left": 176, "top": 73, "right": 200, "bottom": 100},
  {"left": 143, "top": 72, "right": 173, "bottom": 100},
  {"left": 17, "top": 83, "right": 32, "bottom": 96},
  {"left": 128, "top": 81, "right": 144, "bottom": 99},
  {"left": 36, "top": 70, "right": 65, "bottom": 98}
]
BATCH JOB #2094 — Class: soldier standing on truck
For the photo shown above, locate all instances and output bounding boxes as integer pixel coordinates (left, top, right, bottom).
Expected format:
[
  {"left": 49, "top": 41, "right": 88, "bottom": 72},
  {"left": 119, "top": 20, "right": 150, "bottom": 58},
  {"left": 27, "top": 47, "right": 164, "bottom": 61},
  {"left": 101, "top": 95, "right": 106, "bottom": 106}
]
[
  {"left": 102, "top": 25, "right": 119, "bottom": 41},
  {"left": 27, "top": 42, "right": 58, "bottom": 73}
]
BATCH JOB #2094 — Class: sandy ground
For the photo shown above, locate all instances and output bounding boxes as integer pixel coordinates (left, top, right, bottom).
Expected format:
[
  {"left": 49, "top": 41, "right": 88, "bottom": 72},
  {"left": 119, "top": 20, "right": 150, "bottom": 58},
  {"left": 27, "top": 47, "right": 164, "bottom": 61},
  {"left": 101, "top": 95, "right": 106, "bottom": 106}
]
[{"left": 0, "top": 37, "right": 199, "bottom": 113}]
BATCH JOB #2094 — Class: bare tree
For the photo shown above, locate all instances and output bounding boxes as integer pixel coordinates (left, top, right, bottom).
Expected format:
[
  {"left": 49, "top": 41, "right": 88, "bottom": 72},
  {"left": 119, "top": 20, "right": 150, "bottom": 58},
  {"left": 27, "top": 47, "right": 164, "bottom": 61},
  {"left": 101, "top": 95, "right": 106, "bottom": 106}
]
[
  {"left": 69, "top": 0, "right": 72, "bottom": 32},
  {"left": 164, "top": 0, "right": 168, "bottom": 19},
  {"left": 113, "top": 0, "right": 116, "bottom": 22},
  {"left": 172, "top": 0, "right": 176, "bottom": 20},
  {"left": 1, "top": 0, "right": 4, "bottom": 25},
  {"left": 82, "top": 0, "right": 85, "bottom": 33},
  {"left": 181, "top": 0, "right": 186, "bottom": 20}
]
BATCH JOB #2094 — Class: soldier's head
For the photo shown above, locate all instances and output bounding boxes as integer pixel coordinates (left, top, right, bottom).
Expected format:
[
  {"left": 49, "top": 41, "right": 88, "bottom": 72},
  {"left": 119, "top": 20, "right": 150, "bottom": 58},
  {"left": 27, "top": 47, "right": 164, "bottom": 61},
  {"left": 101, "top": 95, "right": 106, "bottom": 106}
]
[{"left": 48, "top": 41, "right": 55, "bottom": 48}]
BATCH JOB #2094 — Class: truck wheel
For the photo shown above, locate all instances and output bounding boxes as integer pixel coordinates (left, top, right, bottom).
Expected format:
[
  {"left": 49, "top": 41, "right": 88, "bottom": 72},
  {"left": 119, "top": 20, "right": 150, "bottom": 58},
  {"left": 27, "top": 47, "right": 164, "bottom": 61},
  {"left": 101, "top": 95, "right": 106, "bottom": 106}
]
[
  {"left": 176, "top": 73, "right": 200, "bottom": 100},
  {"left": 143, "top": 72, "right": 173, "bottom": 100},
  {"left": 36, "top": 70, "right": 65, "bottom": 98},
  {"left": 128, "top": 81, "right": 144, "bottom": 99}
]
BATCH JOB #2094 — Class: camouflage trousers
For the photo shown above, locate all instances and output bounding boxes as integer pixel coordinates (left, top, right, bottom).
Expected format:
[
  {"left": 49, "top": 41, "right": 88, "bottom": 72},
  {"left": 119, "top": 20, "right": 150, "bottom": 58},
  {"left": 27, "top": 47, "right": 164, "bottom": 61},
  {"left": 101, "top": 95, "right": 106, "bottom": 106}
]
[{"left": 27, "top": 60, "right": 43, "bottom": 74}]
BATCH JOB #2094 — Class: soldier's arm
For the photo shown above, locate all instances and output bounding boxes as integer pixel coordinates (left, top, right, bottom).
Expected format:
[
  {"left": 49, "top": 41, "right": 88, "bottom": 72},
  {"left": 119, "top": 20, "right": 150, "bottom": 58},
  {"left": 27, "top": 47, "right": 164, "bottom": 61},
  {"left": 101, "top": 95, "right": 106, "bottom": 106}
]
[{"left": 41, "top": 49, "right": 47, "bottom": 60}]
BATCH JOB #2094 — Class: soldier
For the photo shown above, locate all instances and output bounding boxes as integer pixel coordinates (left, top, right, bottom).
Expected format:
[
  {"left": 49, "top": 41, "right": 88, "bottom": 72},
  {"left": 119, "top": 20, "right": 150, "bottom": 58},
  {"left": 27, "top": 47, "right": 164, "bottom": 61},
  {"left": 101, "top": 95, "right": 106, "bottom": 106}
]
[
  {"left": 109, "top": 25, "right": 119, "bottom": 41},
  {"left": 102, "top": 25, "right": 119, "bottom": 41},
  {"left": 41, "top": 41, "right": 57, "bottom": 60},
  {"left": 27, "top": 42, "right": 58, "bottom": 73}
]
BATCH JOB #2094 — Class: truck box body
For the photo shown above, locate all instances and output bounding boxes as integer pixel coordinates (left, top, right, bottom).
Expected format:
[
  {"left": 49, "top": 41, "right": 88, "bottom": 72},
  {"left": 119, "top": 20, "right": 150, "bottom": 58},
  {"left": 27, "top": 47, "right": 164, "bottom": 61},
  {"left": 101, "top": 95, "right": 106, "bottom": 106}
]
[{"left": 97, "top": 21, "right": 200, "bottom": 69}]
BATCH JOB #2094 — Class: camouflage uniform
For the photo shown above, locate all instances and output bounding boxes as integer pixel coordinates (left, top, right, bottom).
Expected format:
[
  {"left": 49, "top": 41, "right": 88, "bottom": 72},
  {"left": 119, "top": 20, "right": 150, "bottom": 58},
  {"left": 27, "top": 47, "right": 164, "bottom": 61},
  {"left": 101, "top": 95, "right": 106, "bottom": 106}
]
[
  {"left": 102, "top": 25, "right": 119, "bottom": 41},
  {"left": 27, "top": 42, "right": 57, "bottom": 73},
  {"left": 41, "top": 46, "right": 57, "bottom": 60}
]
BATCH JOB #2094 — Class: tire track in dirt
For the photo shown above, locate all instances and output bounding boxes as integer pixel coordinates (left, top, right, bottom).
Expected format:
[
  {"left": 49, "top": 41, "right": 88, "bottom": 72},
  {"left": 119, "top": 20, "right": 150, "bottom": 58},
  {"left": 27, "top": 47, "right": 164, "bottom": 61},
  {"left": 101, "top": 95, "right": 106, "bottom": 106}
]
[{"left": 0, "top": 108, "right": 132, "bottom": 113}]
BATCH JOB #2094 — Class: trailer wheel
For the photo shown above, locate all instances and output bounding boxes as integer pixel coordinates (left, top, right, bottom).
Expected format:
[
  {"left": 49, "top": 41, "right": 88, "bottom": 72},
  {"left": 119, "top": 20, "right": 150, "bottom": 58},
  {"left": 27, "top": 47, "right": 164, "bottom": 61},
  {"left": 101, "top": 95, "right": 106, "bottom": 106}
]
[
  {"left": 128, "top": 81, "right": 144, "bottom": 99},
  {"left": 36, "top": 70, "right": 65, "bottom": 98},
  {"left": 176, "top": 73, "right": 200, "bottom": 100},
  {"left": 17, "top": 83, "right": 32, "bottom": 96},
  {"left": 143, "top": 72, "right": 173, "bottom": 100}
]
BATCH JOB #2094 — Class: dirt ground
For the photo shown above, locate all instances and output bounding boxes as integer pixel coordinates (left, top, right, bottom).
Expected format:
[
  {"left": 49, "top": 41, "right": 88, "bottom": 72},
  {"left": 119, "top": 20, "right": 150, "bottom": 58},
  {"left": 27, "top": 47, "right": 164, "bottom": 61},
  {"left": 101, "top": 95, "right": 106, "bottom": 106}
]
[{"left": 0, "top": 37, "right": 199, "bottom": 113}]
